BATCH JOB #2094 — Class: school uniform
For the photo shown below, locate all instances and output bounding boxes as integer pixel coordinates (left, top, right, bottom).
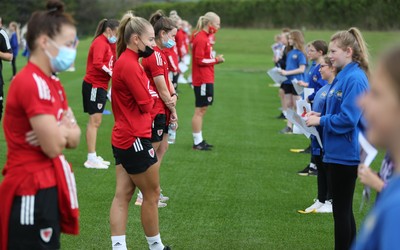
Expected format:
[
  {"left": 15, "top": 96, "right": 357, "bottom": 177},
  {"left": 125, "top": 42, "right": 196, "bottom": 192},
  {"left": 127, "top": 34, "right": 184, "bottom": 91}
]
[
  {"left": 320, "top": 62, "right": 369, "bottom": 250},
  {"left": 0, "top": 62, "right": 79, "bottom": 250},
  {"left": 311, "top": 83, "right": 331, "bottom": 202},
  {"left": 308, "top": 64, "right": 328, "bottom": 103},
  {"left": 142, "top": 46, "right": 172, "bottom": 142},
  {"left": 82, "top": 35, "right": 114, "bottom": 114},
  {"left": 111, "top": 48, "right": 158, "bottom": 174},
  {"left": 192, "top": 30, "right": 218, "bottom": 107},
  {"left": 352, "top": 174, "right": 400, "bottom": 250},
  {"left": 281, "top": 48, "right": 306, "bottom": 95}
]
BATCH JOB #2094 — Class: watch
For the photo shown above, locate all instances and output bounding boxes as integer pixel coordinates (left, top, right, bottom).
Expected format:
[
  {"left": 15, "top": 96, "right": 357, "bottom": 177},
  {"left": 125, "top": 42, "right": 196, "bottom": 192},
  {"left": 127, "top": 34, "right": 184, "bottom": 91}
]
[{"left": 171, "top": 93, "right": 179, "bottom": 99}]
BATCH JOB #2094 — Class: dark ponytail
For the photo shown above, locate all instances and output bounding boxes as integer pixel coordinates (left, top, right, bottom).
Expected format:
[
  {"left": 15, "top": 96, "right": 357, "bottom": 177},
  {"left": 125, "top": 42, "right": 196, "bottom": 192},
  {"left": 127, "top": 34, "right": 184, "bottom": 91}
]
[
  {"left": 149, "top": 10, "right": 176, "bottom": 38},
  {"left": 26, "top": 0, "right": 75, "bottom": 51},
  {"left": 94, "top": 18, "right": 119, "bottom": 39}
]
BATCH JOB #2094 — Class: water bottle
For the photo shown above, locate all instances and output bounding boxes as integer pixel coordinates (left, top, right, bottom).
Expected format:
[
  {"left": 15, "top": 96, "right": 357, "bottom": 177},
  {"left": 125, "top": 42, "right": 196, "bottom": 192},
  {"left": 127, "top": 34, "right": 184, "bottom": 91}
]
[{"left": 168, "top": 123, "right": 177, "bottom": 144}]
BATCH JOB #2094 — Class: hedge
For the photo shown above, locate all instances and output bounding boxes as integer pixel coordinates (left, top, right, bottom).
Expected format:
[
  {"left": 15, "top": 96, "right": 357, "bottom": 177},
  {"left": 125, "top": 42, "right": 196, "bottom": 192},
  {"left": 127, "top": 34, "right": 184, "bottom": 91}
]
[{"left": 132, "top": 0, "right": 400, "bottom": 30}]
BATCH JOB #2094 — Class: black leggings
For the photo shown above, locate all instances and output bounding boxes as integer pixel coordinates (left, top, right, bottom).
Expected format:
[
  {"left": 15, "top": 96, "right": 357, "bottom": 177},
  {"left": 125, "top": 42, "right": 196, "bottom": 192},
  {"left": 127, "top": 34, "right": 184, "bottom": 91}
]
[
  {"left": 11, "top": 56, "right": 17, "bottom": 76},
  {"left": 327, "top": 163, "right": 357, "bottom": 250},
  {"left": 315, "top": 155, "right": 332, "bottom": 202}
]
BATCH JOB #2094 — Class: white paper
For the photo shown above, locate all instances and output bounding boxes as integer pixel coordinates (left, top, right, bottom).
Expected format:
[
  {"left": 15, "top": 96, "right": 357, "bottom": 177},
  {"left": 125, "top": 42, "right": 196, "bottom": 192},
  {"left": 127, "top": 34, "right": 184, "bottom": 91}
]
[
  {"left": 358, "top": 132, "right": 378, "bottom": 166},
  {"left": 292, "top": 78, "right": 304, "bottom": 95},
  {"left": 178, "top": 61, "right": 188, "bottom": 73},
  {"left": 358, "top": 132, "right": 377, "bottom": 210},
  {"left": 304, "top": 88, "right": 314, "bottom": 100},
  {"left": 182, "top": 54, "right": 191, "bottom": 65},
  {"left": 267, "top": 67, "right": 287, "bottom": 84},
  {"left": 296, "top": 99, "right": 311, "bottom": 118},
  {"left": 286, "top": 109, "right": 323, "bottom": 148}
]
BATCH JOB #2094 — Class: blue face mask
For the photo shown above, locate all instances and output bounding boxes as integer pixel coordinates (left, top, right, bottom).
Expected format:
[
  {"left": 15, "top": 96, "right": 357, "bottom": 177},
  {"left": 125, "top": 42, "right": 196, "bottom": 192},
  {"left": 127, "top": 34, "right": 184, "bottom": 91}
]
[
  {"left": 45, "top": 40, "right": 77, "bottom": 72},
  {"left": 163, "top": 38, "right": 176, "bottom": 49},
  {"left": 108, "top": 35, "right": 117, "bottom": 44}
]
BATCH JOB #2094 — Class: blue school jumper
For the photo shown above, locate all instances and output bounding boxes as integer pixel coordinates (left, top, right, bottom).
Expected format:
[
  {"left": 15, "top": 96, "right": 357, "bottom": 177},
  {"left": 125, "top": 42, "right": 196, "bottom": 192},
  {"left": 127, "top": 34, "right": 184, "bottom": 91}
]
[
  {"left": 308, "top": 64, "right": 327, "bottom": 102},
  {"left": 320, "top": 62, "right": 369, "bottom": 166},
  {"left": 282, "top": 49, "right": 307, "bottom": 84}
]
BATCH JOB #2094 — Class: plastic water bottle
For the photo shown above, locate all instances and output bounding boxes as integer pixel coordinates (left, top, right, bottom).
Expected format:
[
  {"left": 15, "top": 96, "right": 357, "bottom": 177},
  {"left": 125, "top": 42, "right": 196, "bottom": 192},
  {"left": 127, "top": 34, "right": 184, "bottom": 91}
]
[{"left": 168, "top": 123, "right": 177, "bottom": 144}]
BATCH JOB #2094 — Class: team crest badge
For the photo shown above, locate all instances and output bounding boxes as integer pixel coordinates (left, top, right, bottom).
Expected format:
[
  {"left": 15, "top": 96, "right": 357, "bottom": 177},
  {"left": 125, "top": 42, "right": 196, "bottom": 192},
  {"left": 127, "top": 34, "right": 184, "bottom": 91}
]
[
  {"left": 292, "top": 54, "right": 298, "bottom": 59},
  {"left": 321, "top": 91, "right": 327, "bottom": 98},
  {"left": 97, "top": 103, "right": 103, "bottom": 110},
  {"left": 40, "top": 227, "right": 53, "bottom": 243},
  {"left": 313, "top": 75, "right": 318, "bottom": 82},
  {"left": 208, "top": 97, "right": 213, "bottom": 102},
  {"left": 148, "top": 148, "right": 155, "bottom": 158},
  {"left": 329, "top": 88, "right": 335, "bottom": 97},
  {"left": 157, "top": 129, "right": 163, "bottom": 136}
]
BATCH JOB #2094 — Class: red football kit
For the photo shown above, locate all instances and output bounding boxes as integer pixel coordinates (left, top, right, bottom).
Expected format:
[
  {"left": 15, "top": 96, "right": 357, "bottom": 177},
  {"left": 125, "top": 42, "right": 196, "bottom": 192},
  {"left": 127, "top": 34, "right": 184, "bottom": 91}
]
[
  {"left": 175, "top": 29, "right": 188, "bottom": 59},
  {"left": 83, "top": 35, "right": 114, "bottom": 90},
  {"left": 111, "top": 49, "right": 157, "bottom": 149},
  {"left": 164, "top": 46, "right": 180, "bottom": 73},
  {"left": 142, "top": 46, "right": 172, "bottom": 119},
  {"left": 0, "top": 62, "right": 79, "bottom": 250},
  {"left": 191, "top": 30, "right": 218, "bottom": 87}
]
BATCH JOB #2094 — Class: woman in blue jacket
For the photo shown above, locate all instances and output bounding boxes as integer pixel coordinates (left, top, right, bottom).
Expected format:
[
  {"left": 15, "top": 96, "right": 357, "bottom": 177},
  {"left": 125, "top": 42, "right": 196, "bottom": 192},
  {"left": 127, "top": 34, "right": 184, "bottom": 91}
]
[
  {"left": 307, "top": 27, "right": 369, "bottom": 250},
  {"left": 8, "top": 21, "right": 19, "bottom": 78}
]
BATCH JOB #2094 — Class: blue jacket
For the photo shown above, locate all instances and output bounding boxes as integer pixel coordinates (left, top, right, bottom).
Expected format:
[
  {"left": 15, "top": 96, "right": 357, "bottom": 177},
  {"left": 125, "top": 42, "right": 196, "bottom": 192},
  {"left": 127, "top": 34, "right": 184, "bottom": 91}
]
[
  {"left": 10, "top": 32, "right": 18, "bottom": 57},
  {"left": 320, "top": 62, "right": 369, "bottom": 165},
  {"left": 352, "top": 174, "right": 400, "bottom": 250},
  {"left": 310, "top": 83, "right": 330, "bottom": 156},
  {"left": 308, "top": 64, "right": 327, "bottom": 102}
]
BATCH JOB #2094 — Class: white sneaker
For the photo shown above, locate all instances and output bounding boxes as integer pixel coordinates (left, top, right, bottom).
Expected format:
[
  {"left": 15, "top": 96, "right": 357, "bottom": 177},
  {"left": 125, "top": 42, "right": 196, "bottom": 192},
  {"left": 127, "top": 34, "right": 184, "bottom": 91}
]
[
  {"left": 134, "top": 197, "right": 167, "bottom": 208},
  {"left": 159, "top": 193, "right": 169, "bottom": 202},
  {"left": 305, "top": 199, "right": 324, "bottom": 213},
  {"left": 316, "top": 200, "right": 333, "bottom": 213},
  {"left": 84, "top": 160, "right": 109, "bottom": 169},
  {"left": 97, "top": 156, "right": 110, "bottom": 166}
]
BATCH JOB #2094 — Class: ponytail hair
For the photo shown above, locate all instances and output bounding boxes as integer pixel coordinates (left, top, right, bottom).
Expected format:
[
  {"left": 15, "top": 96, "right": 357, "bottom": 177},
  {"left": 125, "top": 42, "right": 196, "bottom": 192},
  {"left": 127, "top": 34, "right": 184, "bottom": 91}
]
[
  {"left": 149, "top": 10, "right": 177, "bottom": 38},
  {"left": 194, "top": 12, "right": 219, "bottom": 36},
  {"left": 116, "top": 11, "right": 152, "bottom": 58},
  {"left": 26, "top": 0, "right": 75, "bottom": 52},
  {"left": 289, "top": 30, "right": 305, "bottom": 55},
  {"left": 94, "top": 18, "right": 119, "bottom": 39},
  {"left": 331, "top": 27, "right": 369, "bottom": 75}
]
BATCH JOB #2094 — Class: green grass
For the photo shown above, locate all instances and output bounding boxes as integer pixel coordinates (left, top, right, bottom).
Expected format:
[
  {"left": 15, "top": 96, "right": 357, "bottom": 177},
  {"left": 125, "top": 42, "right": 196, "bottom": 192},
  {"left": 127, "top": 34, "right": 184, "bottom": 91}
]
[{"left": 1, "top": 28, "right": 400, "bottom": 249}]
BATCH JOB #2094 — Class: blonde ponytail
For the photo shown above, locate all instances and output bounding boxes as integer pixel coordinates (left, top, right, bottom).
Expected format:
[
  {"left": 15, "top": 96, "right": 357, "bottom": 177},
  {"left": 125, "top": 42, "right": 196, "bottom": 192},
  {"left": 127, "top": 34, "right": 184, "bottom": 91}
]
[
  {"left": 117, "top": 11, "right": 134, "bottom": 58},
  {"left": 348, "top": 27, "right": 369, "bottom": 75},
  {"left": 331, "top": 27, "right": 370, "bottom": 75}
]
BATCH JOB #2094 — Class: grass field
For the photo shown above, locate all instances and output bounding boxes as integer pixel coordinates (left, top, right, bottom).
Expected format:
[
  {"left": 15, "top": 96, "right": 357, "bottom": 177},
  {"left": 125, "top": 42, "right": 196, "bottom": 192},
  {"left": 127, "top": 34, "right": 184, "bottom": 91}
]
[{"left": 1, "top": 28, "right": 400, "bottom": 249}]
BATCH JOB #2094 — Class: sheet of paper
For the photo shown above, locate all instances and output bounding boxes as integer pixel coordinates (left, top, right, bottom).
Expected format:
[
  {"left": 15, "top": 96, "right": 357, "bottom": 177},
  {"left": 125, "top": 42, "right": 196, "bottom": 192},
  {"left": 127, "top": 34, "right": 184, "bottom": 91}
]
[
  {"left": 183, "top": 54, "right": 191, "bottom": 65},
  {"left": 285, "top": 109, "right": 323, "bottom": 148},
  {"left": 358, "top": 132, "right": 378, "bottom": 210},
  {"left": 267, "top": 67, "right": 287, "bottom": 84},
  {"left": 178, "top": 61, "right": 188, "bottom": 73},
  {"left": 292, "top": 78, "right": 304, "bottom": 95},
  {"left": 296, "top": 99, "right": 311, "bottom": 118},
  {"left": 358, "top": 132, "right": 378, "bottom": 166},
  {"left": 304, "top": 88, "right": 314, "bottom": 100}
]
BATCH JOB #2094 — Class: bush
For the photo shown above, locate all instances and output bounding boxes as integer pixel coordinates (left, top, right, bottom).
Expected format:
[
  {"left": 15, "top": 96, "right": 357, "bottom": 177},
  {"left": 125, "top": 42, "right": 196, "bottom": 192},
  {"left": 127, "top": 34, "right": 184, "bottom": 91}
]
[{"left": 133, "top": 0, "right": 400, "bottom": 30}]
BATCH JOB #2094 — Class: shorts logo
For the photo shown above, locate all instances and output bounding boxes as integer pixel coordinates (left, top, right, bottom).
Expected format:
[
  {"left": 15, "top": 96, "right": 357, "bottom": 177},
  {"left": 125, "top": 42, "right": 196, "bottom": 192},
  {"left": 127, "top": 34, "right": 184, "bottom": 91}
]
[
  {"left": 148, "top": 148, "right": 155, "bottom": 158},
  {"left": 40, "top": 227, "right": 53, "bottom": 243},
  {"left": 97, "top": 103, "right": 103, "bottom": 110},
  {"left": 207, "top": 97, "right": 213, "bottom": 102},
  {"left": 157, "top": 129, "right": 163, "bottom": 136}
]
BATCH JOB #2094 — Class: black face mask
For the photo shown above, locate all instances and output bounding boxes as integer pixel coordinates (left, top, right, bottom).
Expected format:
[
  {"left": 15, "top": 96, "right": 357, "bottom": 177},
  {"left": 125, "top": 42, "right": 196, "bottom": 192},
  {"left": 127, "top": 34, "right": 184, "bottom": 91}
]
[{"left": 138, "top": 45, "right": 154, "bottom": 58}]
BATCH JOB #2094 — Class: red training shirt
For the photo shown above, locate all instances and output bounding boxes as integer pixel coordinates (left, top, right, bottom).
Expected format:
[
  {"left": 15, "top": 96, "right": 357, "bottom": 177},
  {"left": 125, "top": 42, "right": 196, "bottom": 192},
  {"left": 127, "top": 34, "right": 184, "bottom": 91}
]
[
  {"left": 141, "top": 46, "right": 171, "bottom": 119},
  {"left": 83, "top": 35, "right": 114, "bottom": 90},
  {"left": 191, "top": 30, "right": 218, "bottom": 86},
  {"left": 175, "top": 29, "right": 188, "bottom": 59},
  {"left": 111, "top": 49, "right": 156, "bottom": 149}
]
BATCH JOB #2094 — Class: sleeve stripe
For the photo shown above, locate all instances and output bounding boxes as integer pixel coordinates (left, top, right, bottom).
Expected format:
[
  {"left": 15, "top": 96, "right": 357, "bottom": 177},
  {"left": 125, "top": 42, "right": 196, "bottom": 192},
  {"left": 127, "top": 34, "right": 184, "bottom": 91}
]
[
  {"left": 201, "top": 58, "right": 216, "bottom": 64},
  {"left": 0, "top": 29, "right": 11, "bottom": 50}
]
